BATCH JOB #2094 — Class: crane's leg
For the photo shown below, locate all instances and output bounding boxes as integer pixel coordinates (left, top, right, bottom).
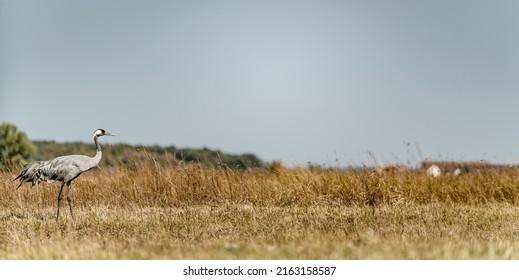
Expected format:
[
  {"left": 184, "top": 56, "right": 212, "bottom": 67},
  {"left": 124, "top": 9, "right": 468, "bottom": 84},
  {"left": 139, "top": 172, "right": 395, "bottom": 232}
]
[
  {"left": 66, "top": 181, "right": 75, "bottom": 220},
  {"left": 56, "top": 182, "right": 65, "bottom": 222}
]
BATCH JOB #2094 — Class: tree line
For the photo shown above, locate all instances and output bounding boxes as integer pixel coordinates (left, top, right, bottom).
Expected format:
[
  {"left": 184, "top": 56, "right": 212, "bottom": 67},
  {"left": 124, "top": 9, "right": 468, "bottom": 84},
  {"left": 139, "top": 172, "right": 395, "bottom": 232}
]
[{"left": 0, "top": 123, "right": 263, "bottom": 171}]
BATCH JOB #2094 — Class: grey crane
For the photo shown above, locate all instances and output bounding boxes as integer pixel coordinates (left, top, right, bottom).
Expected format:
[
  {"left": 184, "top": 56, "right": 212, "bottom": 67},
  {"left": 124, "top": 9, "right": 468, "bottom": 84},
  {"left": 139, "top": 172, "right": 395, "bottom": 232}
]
[{"left": 14, "top": 128, "right": 115, "bottom": 221}]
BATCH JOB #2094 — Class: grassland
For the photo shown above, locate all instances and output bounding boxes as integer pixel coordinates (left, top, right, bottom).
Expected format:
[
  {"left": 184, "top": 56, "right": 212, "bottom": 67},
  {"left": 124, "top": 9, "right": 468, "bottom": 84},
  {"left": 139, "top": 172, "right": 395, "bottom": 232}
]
[{"left": 2, "top": 162, "right": 519, "bottom": 259}]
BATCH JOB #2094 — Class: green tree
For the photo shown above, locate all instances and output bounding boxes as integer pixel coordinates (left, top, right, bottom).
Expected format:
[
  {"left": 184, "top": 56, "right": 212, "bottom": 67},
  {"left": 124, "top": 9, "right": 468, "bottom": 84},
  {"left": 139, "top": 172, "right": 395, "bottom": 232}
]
[{"left": 0, "top": 123, "right": 35, "bottom": 170}]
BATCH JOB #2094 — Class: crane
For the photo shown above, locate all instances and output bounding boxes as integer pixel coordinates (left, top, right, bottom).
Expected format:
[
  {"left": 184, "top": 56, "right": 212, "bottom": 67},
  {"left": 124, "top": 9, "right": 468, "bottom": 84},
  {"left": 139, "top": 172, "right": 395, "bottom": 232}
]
[{"left": 14, "top": 128, "right": 115, "bottom": 222}]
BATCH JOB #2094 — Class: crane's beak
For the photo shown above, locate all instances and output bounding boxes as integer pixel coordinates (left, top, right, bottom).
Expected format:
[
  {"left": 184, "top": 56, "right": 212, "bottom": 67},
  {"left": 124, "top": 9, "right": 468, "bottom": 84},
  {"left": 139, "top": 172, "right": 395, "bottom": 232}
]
[{"left": 105, "top": 132, "right": 116, "bottom": 136}]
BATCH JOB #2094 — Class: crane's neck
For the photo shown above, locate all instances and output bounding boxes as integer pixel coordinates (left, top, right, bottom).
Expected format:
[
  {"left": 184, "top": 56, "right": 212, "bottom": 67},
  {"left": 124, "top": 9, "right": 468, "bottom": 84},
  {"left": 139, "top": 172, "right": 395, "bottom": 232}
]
[{"left": 92, "top": 135, "right": 103, "bottom": 165}]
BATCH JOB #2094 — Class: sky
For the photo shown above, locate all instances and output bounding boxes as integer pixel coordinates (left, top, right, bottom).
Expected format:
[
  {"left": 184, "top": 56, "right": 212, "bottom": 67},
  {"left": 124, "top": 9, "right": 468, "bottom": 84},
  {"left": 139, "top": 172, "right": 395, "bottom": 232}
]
[{"left": 1, "top": 0, "right": 519, "bottom": 167}]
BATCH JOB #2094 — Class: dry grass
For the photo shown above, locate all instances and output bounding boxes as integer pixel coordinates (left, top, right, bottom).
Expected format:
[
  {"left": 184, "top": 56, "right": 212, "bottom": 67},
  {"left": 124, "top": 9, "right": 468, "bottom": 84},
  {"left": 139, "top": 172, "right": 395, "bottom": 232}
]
[{"left": 2, "top": 163, "right": 519, "bottom": 259}]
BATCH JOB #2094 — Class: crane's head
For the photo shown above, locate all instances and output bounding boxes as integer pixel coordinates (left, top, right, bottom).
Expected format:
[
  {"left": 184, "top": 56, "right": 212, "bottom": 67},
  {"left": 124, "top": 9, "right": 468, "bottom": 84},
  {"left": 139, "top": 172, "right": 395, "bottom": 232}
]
[{"left": 93, "top": 128, "right": 116, "bottom": 138}]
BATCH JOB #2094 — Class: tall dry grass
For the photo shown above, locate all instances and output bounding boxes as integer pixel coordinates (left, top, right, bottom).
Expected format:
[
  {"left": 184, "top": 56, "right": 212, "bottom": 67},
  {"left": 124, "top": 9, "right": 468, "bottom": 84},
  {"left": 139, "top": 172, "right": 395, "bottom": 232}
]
[
  {"left": 2, "top": 161, "right": 519, "bottom": 259},
  {"left": 6, "top": 162, "right": 519, "bottom": 209}
]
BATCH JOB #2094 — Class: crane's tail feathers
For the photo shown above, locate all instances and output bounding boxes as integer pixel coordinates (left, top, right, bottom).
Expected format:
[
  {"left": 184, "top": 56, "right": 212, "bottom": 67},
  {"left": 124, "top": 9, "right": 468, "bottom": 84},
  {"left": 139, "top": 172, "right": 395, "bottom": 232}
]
[{"left": 14, "top": 161, "right": 49, "bottom": 189}]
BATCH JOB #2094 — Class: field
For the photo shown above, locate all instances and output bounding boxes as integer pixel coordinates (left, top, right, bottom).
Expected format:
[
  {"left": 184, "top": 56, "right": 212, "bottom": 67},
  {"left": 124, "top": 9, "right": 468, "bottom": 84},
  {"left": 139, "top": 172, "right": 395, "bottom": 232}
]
[{"left": 2, "top": 162, "right": 519, "bottom": 259}]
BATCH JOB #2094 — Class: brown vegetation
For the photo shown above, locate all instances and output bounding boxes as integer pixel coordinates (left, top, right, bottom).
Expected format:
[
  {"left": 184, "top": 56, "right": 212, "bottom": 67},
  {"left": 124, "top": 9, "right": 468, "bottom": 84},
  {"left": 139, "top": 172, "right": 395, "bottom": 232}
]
[{"left": 2, "top": 161, "right": 519, "bottom": 259}]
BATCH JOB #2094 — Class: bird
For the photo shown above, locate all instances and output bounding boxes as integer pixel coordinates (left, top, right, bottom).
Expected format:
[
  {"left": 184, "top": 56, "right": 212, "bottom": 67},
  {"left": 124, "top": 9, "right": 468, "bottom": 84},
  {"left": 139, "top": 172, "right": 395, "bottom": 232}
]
[{"left": 14, "top": 128, "right": 115, "bottom": 222}]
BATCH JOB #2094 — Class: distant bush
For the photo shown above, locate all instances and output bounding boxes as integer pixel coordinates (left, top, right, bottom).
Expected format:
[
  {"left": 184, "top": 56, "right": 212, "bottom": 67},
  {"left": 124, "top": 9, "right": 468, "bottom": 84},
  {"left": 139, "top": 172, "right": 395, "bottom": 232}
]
[{"left": 0, "top": 123, "right": 35, "bottom": 170}]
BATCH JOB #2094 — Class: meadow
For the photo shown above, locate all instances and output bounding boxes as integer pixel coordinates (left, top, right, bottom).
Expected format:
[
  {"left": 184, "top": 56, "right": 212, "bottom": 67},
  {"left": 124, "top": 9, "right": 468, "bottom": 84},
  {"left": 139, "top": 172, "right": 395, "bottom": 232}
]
[{"left": 1, "top": 160, "right": 519, "bottom": 259}]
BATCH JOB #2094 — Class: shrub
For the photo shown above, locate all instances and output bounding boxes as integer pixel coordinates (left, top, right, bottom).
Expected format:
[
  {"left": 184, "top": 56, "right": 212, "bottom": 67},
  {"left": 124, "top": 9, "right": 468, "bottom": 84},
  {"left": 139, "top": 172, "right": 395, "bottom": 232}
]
[{"left": 0, "top": 123, "right": 35, "bottom": 170}]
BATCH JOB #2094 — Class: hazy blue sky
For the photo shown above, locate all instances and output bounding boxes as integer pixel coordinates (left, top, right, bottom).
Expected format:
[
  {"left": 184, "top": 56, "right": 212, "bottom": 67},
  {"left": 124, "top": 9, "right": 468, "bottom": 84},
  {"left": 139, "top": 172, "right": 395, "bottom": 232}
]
[{"left": 1, "top": 0, "right": 519, "bottom": 166}]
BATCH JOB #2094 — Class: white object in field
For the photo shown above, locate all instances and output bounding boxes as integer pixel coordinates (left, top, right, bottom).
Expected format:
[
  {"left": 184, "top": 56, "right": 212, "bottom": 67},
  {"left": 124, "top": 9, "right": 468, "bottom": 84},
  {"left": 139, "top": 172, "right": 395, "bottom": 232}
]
[
  {"left": 453, "top": 168, "right": 462, "bottom": 176},
  {"left": 426, "top": 164, "right": 441, "bottom": 177}
]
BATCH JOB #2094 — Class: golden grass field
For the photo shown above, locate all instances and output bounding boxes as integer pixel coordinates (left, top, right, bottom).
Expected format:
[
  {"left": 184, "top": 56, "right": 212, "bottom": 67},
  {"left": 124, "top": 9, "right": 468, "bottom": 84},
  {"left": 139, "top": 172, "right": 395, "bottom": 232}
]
[{"left": 2, "top": 161, "right": 519, "bottom": 259}]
